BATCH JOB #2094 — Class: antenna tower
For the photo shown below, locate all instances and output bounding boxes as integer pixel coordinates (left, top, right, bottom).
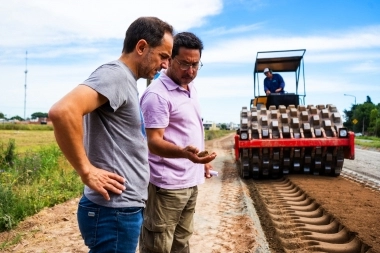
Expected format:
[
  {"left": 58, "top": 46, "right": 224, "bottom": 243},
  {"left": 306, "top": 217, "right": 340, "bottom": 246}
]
[{"left": 24, "top": 51, "right": 28, "bottom": 120}]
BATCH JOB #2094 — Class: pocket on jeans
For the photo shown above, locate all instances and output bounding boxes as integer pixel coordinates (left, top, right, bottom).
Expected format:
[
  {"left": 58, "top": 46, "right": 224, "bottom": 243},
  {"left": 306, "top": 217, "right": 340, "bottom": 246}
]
[
  {"left": 77, "top": 204, "right": 99, "bottom": 247},
  {"left": 118, "top": 207, "right": 143, "bottom": 215},
  {"left": 142, "top": 216, "right": 167, "bottom": 251}
]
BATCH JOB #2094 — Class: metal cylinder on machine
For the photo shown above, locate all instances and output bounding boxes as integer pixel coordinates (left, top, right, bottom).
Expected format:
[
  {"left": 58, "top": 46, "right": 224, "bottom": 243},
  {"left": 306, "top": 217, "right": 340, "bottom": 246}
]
[{"left": 236, "top": 104, "right": 349, "bottom": 178}]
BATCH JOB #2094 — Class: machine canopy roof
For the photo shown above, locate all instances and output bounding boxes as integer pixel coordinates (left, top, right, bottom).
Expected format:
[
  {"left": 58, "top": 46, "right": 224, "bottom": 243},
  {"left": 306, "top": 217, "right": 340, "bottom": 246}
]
[{"left": 254, "top": 49, "right": 306, "bottom": 73}]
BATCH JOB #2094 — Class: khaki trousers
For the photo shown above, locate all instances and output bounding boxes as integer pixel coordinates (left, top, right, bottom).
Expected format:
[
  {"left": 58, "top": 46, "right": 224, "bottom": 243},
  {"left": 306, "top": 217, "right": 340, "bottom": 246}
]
[{"left": 139, "top": 183, "right": 198, "bottom": 253}]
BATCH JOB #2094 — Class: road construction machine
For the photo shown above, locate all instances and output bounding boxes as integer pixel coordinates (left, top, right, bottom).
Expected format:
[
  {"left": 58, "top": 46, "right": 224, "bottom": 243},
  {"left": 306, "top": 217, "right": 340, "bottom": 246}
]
[{"left": 234, "top": 49, "right": 355, "bottom": 179}]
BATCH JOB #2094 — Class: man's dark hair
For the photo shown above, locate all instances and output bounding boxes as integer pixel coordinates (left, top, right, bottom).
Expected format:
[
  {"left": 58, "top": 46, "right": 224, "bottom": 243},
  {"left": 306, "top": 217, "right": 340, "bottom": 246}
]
[
  {"left": 122, "top": 17, "right": 174, "bottom": 53},
  {"left": 171, "top": 32, "right": 204, "bottom": 58}
]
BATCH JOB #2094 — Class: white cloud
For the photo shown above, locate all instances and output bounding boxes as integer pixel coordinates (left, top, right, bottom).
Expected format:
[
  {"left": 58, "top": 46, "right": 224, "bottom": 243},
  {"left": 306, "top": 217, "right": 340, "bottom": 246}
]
[
  {"left": 204, "top": 23, "right": 264, "bottom": 36},
  {"left": 0, "top": 0, "right": 223, "bottom": 47},
  {"left": 305, "top": 52, "right": 380, "bottom": 64},
  {"left": 344, "top": 60, "right": 380, "bottom": 73},
  {"left": 202, "top": 25, "right": 380, "bottom": 64}
]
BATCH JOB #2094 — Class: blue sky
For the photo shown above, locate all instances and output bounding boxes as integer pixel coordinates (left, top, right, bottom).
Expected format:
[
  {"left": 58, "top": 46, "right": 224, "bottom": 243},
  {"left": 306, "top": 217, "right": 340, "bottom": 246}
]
[{"left": 1, "top": 0, "right": 380, "bottom": 124}]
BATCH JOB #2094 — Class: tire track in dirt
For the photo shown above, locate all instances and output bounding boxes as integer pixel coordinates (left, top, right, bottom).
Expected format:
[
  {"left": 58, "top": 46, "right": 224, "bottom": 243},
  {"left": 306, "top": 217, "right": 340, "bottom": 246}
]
[
  {"left": 252, "top": 178, "right": 370, "bottom": 252},
  {"left": 191, "top": 134, "right": 268, "bottom": 253}
]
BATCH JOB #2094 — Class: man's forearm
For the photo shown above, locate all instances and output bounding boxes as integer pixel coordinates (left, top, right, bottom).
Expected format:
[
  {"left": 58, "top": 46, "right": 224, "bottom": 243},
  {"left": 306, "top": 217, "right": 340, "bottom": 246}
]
[
  {"left": 51, "top": 111, "right": 91, "bottom": 177},
  {"left": 148, "top": 139, "right": 188, "bottom": 159}
]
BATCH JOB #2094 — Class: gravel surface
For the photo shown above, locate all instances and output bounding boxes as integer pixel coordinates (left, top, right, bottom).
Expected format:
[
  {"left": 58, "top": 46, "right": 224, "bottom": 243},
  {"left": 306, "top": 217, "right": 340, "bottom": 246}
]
[{"left": 344, "top": 147, "right": 380, "bottom": 177}]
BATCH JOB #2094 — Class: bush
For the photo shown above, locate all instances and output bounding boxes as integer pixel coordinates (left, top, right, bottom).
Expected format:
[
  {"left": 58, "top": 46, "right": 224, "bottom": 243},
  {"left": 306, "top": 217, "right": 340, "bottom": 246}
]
[
  {"left": 0, "top": 141, "right": 83, "bottom": 232},
  {"left": 0, "top": 139, "right": 16, "bottom": 168}
]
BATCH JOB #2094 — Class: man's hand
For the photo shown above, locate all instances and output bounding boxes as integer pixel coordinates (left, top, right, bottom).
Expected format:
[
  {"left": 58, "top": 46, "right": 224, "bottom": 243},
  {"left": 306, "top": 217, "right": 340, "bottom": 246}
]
[
  {"left": 182, "top": 145, "right": 217, "bottom": 164},
  {"left": 80, "top": 166, "right": 126, "bottom": 201},
  {"left": 266, "top": 90, "right": 271, "bottom": 95},
  {"left": 204, "top": 163, "right": 215, "bottom": 178}
]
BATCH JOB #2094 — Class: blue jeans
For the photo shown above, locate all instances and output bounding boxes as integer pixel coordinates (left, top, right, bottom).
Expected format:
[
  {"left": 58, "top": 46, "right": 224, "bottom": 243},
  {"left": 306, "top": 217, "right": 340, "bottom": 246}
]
[{"left": 77, "top": 195, "right": 143, "bottom": 253}]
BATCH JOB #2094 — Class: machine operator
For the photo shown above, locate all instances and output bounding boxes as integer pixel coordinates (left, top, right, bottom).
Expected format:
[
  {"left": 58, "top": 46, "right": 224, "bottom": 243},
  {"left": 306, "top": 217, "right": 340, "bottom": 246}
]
[{"left": 263, "top": 67, "right": 285, "bottom": 95}]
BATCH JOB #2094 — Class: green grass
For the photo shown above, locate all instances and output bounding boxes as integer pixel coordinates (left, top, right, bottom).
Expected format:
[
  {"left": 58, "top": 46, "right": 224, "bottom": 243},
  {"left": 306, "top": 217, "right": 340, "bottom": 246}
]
[
  {"left": 0, "top": 123, "right": 53, "bottom": 131},
  {"left": 355, "top": 136, "right": 380, "bottom": 149},
  {"left": 205, "top": 130, "right": 235, "bottom": 141},
  {"left": 0, "top": 130, "right": 56, "bottom": 153},
  {"left": 0, "top": 131, "right": 83, "bottom": 238},
  {"left": 0, "top": 233, "right": 22, "bottom": 249}
]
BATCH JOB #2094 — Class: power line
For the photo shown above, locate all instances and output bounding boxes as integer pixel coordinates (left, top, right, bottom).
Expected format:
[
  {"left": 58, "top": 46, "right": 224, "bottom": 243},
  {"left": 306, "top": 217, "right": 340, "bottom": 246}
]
[{"left": 24, "top": 51, "right": 28, "bottom": 120}]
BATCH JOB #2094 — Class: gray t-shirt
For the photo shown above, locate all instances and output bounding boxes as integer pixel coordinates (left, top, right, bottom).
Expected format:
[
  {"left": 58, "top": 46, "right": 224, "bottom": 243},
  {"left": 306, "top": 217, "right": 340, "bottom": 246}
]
[{"left": 82, "top": 60, "right": 149, "bottom": 208}]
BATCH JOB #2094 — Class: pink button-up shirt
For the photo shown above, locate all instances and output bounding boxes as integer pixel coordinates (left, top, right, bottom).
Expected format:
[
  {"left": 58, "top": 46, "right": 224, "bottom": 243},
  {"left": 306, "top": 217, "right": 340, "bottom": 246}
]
[{"left": 140, "top": 71, "right": 205, "bottom": 189}]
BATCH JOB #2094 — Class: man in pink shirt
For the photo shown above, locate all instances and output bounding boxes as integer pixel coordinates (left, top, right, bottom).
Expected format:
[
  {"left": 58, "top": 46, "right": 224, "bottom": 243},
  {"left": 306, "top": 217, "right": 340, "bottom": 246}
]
[{"left": 139, "top": 32, "right": 217, "bottom": 253}]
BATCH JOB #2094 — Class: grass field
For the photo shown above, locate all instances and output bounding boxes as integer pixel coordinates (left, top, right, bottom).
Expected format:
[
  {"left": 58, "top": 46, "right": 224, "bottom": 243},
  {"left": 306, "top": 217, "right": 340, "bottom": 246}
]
[
  {"left": 0, "top": 128, "right": 83, "bottom": 235},
  {"left": 355, "top": 136, "right": 380, "bottom": 150},
  {"left": 0, "top": 130, "right": 56, "bottom": 153}
]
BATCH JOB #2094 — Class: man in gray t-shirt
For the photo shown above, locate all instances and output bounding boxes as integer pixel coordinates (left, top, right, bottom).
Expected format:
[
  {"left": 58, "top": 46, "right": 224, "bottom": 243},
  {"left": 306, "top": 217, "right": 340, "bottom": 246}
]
[
  {"left": 82, "top": 60, "right": 149, "bottom": 208},
  {"left": 49, "top": 17, "right": 173, "bottom": 253}
]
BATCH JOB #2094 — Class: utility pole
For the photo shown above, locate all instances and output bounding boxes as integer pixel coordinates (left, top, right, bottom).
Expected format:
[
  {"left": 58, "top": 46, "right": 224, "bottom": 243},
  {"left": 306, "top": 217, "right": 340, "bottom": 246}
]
[
  {"left": 24, "top": 51, "right": 28, "bottom": 121},
  {"left": 362, "top": 117, "right": 365, "bottom": 136}
]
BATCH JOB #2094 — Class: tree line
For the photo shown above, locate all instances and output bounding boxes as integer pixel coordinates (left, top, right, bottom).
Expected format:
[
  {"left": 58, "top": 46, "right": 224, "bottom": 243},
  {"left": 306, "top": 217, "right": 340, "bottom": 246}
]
[
  {"left": 0, "top": 112, "right": 48, "bottom": 121},
  {"left": 1, "top": 102, "right": 379, "bottom": 137},
  {"left": 343, "top": 96, "right": 380, "bottom": 137}
]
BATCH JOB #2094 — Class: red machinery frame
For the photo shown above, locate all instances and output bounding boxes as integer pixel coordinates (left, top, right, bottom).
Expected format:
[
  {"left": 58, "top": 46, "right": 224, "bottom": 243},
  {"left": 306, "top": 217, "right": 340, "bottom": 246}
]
[{"left": 234, "top": 131, "right": 355, "bottom": 161}]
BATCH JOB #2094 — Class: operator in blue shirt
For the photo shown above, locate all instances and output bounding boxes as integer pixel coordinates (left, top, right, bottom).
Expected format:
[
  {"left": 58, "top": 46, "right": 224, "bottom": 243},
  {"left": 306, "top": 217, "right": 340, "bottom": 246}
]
[{"left": 263, "top": 68, "right": 285, "bottom": 95}]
